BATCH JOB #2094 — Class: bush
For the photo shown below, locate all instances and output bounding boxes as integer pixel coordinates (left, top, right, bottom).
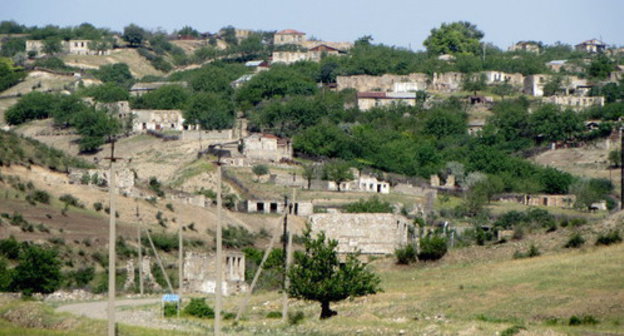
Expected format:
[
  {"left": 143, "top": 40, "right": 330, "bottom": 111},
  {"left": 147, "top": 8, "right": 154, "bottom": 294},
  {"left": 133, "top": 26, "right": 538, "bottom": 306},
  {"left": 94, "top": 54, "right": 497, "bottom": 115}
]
[
  {"left": 418, "top": 235, "right": 448, "bottom": 261},
  {"left": 569, "top": 315, "right": 598, "bottom": 326},
  {"left": 564, "top": 233, "right": 585, "bottom": 248},
  {"left": 513, "top": 244, "right": 540, "bottom": 259},
  {"left": 222, "top": 225, "right": 256, "bottom": 248},
  {"left": 183, "top": 298, "right": 214, "bottom": 318},
  {"left": 288, "top": 311, "right": 305, "bottom": 325},
  {"left": 266, "top": 311, "right": 282, "bottom": 319},
  {"left": 164, "top": 302, "right": 179, "bottom": 317},
  {"left": 595, "top": 231, "right": 622, "bottom": 246},
  {"left": 0, "top": 236, "right": 21, "bottom": 259},
  {"left": 12, "top": 244, "right": 62, "bottom": 295},
  {"left": 30, "top": 190, "right": 50, "bottom": 204},
  {"left": 166, "top": 203, "right": 174, "bottom": 212},
  {"left": 59, "top": 194, "right": 83, "bottom": 208},
  {"left": 395, "top": 244, "right": 417, "bottom": 265},
  {"left": 344, "top": 196, "right": 393, "bottom": 213},
  {"left": 501, "top": 325, "right": 526, "bottom": 336},
  {"left": 149, "top": 177, "right": 165, "bottom": 197},
  {"left": 93, "top": 202, "right": 103, "bottom": 212}
]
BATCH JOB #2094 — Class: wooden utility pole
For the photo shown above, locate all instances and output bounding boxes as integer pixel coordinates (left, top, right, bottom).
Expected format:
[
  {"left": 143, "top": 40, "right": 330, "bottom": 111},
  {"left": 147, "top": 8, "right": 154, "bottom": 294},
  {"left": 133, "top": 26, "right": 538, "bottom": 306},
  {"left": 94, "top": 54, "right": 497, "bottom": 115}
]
[
  {"left": 104, "top": 139, "right": 121, "bottom": 336},
  {"left": 136, "top": 205, "right": 143, "bottom": 296},
  {"left": 178, "top": 227, "right": 183, "bottom": 295},
  {"left": 214, "top": 163, "right": 223, "bottom": 336}
]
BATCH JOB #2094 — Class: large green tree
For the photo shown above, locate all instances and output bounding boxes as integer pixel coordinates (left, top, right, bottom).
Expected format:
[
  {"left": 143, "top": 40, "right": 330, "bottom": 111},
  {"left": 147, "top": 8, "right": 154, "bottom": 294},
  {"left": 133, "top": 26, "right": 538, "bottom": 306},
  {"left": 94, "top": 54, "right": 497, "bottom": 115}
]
[
  {"left": 288, "top": 230, "right": 381, "bottom": 319},
  {"left": 184, "top": 92, "right": 234, "bottom": 130},
  {"left": 122, "top": 24, "right": 146, "bottom": 46},
  {"left": 12, "top": 244, "right": 62, "bottom": 296},
  {"left": 322, "top": 160, "right": 354, "bottom": 192},
  {"left": 423, "top": 21, "right": 484, "bottom": 55}
]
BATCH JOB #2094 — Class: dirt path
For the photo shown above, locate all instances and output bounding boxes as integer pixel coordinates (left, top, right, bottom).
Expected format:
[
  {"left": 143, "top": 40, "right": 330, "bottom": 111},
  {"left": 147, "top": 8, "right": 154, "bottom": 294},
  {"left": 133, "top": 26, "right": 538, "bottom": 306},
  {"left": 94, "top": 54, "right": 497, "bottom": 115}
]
[{"left": 56, "top": 297, "right": 196, "bottom": 331}]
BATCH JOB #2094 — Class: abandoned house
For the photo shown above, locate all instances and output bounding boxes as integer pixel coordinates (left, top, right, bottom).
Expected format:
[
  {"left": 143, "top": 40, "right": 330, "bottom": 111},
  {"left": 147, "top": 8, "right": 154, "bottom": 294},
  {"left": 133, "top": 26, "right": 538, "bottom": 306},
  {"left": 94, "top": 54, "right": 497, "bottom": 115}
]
[
  {"left": 545, "top": 95, "right": 605, "bottom": 109},
  {"left": 327, "top": 172, "right": 391, "bottom": 194},
  {"left": 242, "top": 133, "right": 293, "bottom": 162},
  {"left": 129, "top": 81, "right": 188, "bottom": 96},
  {"left": 26, "top": 39, "right": 110, "bottom": 57},
  {"left": 508, "top": 41, "right": 541, "bottom": 53},
  {"left": 482, "top": 71, "right": 524, "bottom": 88},
  {"left": 336, "top": 73, "right": 429, "bottom": 93},
  {"left": 273, "top": 29, "right": 307, "bottom": 45},
  {"left": 183, "top": 251, "right": 246, "bottom": 296},
  {"left": 575, "top": 39, "right": 607, "bottom": 53},
  {"left": 308, "top": 213, "right": 413, "bottom": 255},
  {"left": 356, "top": 92, "right": 417, "bottom": 111},
  {"left": 494, "top": 194, "right": 576, "bottom": 209},
  {"left": 243, "top": 199, "right": 314, "bottom": 216},
  {"left": 271, "top": 51, "right": 309, "bottom": 64},
  {"left": 245, "top": 60, "right": 270, "bottom": 72},
  {"left": 132, "top": 109, "right": 185, "bottom": 132}
]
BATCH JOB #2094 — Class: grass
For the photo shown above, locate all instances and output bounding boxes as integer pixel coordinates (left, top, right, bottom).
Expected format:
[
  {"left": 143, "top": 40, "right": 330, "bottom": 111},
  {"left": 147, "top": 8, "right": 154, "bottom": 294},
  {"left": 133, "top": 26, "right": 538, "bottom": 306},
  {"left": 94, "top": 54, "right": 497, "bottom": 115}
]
[{"left": 169, "top": 159, "right": 216, "bottom": 188}]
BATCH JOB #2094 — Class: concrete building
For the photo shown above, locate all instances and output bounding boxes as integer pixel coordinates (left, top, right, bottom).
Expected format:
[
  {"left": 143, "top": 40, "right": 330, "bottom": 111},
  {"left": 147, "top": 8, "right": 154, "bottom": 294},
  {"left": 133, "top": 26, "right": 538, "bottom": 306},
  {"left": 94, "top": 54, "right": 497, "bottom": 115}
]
[
  {"left": 273, "top": 29, "right": 307, "bottom": 45},
  {"left": 243, "top": 199, "right": 313, "bottom": 216},
  {"left": 132, "top": 109, "right": 185, "bottom": 132},
  {"left": 495, "top": 194, "right": 576, "bottom": 209},
  {"left": 431, "top": 72, "right": 463, "bottom": 92},
  {"left": 575, "top": 39, "right": 607, "bottom": 53},
  {"left": 508, "top": 41, "right": 540, "bottom": 53},
  {"left": 183, "top": 251, "right": 246, "bottom": 295},
  {"left": 242, "top": 133, "right": 293, "bottom": 162},
  {"left": 482, "top": 71, "right": 524, "bottom": 88},
  {"left": 271, "top": 51, "right": 309, "bottom": 64},
  {"left": 308, "top": 213, "right": 413, "bottom": 255},
  {"left": 327, "top": 172, "right": 391, "bottom": 194},
  {"left": 337, "top": 73, "right": 429, "bottom": 93},
  {"left": 25, "top": 40, "right": 45, "bottom": 56},
  {"left": 523, "top": 74, "right": 550, "bottom": 96},
  {"left": 26, "top": 39, "right": 110, "bottom": 57},
  {"left": 356, "top": 92, "right": 417, "bottom": 111}
]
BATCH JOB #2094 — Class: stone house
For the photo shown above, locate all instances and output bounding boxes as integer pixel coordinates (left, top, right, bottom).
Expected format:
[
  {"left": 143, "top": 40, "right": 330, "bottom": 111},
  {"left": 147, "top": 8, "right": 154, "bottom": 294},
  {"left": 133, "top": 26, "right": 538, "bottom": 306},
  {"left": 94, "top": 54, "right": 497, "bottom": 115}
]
[
  {"left": 242, "top": 133, "right": 293, "bottom": 162},
  {"left": 336, "top": 73, "right": 429, "bottom": 93},
  {"left": 307, "top": 44, "right": 346, "bottom": 60},
  {"left": 482, "top": 71, "right": 524, "bottom": 88},
  {"left": 245, "top": 60, "right": 270, "bottom": 72},
  {"left": 26, "top": 39, "right": 110, "bottom": 57},
  {"left": 327, "top": 171, "right": 390, "bottom": 194},
  {"left": 243, "top": 199, "right": 313, "bottom": 216},
  {"left": 129, "top": 81, "right": 188, "bottom": 96},
  {"left": 546, "top": 60, "right": 568, "bottom": 72},
  {"left": 545, "top": 95, "right": 605, "bottom": 109},
  {"left": 356, "top": 92, "right": 417, "bottom": 111},
  {"left": 25, "top": 40, "right": 45, "bottom": 55},
  {"left": 271, "top": 51, "right": 309, "bottom": 64},
  {"left": 273, "top": 29, "right": 307, "bottom": 45},
  {"left": 132, "top": 109, "right": 185, "bottom": 132},
  {"left": 575, "top": 39, "right": 607, "bottom": 53},
  {"left": 508, "top": 41, "right": 541, "bottom": 53},
  {"left": 183, "top": 251, "right": 246, "bottom": 295},
  {"left": 523, "top": 74, "right": 550, "bottom": 96},
  {"left": 431, "top": 72, "right": 463, "bottom": 92},
  {"left": 308, "top": 213, "right": 413, "bottom": 255},
  {"left": 495, "top": 193, "right": 576, "bottom": 209}
]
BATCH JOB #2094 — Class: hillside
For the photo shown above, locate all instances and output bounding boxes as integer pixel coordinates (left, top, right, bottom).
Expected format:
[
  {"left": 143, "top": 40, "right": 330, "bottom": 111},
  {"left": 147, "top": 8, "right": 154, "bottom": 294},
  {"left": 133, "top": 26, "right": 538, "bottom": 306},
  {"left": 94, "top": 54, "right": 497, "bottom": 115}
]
[{"left": 61, "top": 49, "right": 164, "bottom": 78}]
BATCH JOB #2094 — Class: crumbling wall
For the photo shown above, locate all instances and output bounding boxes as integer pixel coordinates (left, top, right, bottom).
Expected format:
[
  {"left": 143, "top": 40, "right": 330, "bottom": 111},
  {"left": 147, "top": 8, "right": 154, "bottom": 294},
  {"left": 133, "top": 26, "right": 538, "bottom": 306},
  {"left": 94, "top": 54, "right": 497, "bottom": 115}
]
[{"left": 183, "top": 251, "right": 246, "bottom": 296}]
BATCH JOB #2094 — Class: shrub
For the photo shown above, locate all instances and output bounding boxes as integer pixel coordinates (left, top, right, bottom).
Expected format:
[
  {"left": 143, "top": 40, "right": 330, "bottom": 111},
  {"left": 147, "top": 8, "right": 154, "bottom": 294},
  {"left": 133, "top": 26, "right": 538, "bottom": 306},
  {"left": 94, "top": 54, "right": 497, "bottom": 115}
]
[
  {"left": 30, "top": 190, "right": 50, "bottom": 204},
  {"left": 569, "top": 315, "right": 598, "bottom": 326},
  {"left": 395, "top": 244, "right": 417, "bottom": 265},
  {"left": 222, "top": 225, "right": 256, "bottom": 248},
  {"left": 564, "top": 233, "right": 585, "bottom": 248},
  {"left": 344, "top": 196, "right": 393, "bottom": 213},
  {"left": 59, "top": 194, "right": 83, "bottom": 208},
  {"left": 595, "top": 231, "right": 622, "bottom": 246},
  {"left": 288, "top": 311, "right": 305, "bottom": 325},
  {"left": 149, "top": 177, "right": 165, "bottom": 197},
  {"left": 501, "top": 325, "right": 526, "bottom": 336},
  {"left": 0, "top": 236, "right": 21, "bottom": 259},
  {"left": 166, "top": 203, "right": 174, "bottom": 212},
  {"left": 418, "top": 235, "right": 448, "bottom": 261},
  {"left": 164, "top": 302, "right": 178, "bottom": 317},
  {"left": 266, "top": 311, "right": 282, "bottom": 319},
  {"left": 513, "top": 244, "right": 540, "bottom": 259},
  {"left": 183, "top": 298, "right": 214, "bottom": 318},
  {"left": 93, "top": 202, "right": 103, "bottom": 212},
  {"left": 12, "top": 244, "right": 62, "bottom": 295}
]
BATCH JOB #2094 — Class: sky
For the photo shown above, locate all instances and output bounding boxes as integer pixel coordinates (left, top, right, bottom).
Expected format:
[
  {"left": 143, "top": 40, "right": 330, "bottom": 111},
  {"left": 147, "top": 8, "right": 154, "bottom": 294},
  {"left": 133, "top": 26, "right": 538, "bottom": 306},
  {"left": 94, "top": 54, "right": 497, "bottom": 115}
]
[{"left": 3, "top": 0, "right": 624, "bottom": 51}]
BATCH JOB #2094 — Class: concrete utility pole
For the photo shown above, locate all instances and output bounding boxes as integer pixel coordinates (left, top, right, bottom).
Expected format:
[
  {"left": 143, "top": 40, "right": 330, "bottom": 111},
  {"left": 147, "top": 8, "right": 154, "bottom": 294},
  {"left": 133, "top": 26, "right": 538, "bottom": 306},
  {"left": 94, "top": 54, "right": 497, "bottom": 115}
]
[
  {"left": 214, "top": 163, "right": 223, "bottom": 336},
  {"left": 282, "top": 189, "right": 295, "bottom": 323},
  {"left": 620, "top": 128, "right": 623, "bottom": 210},
  {"left": 105, "top": 139, "right": 121, "bottom": 336},
  {"left": 136, "top": 205, "right": 143, "bottom": 295}
]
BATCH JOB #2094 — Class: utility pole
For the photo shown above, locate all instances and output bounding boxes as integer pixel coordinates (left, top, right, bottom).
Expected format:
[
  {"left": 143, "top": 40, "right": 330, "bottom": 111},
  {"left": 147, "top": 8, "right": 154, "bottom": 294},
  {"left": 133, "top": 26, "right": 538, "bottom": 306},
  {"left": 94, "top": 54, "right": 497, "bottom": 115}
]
[
  {"left": 620, "top": 128, "right": 623, "bottom": 210},
  {"left": 178, "top": 227, "right": 183, "bottom": 296},
  {"left": 214, "top": 163, "right": 223, "bottom": 336},
  {"left": 282, "top": 189, "right": 295, "bottom": 323},
  {"left": 136, "top": 205, "right": 143, "bottom": 296},
  {"left": 282, "top": 195, "right": 289, "bottom": 287},
  {"left": 104, "top": 139, "right": 121, "bottom": 336}
]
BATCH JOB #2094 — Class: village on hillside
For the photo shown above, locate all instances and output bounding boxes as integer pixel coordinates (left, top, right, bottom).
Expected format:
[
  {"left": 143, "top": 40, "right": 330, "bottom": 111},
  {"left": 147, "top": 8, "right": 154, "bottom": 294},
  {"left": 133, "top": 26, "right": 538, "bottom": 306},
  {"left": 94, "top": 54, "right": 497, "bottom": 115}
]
[{"left": 0, "top": 18, "right": 623, "bottom": 335}]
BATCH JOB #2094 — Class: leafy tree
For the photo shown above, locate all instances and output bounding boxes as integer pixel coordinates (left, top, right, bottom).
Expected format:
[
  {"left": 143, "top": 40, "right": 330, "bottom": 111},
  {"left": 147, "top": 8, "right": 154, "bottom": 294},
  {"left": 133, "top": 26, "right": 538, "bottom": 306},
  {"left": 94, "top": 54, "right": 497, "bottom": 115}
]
[
  {"left": 542, "top": 76, "right": 563, "bottom": 96},
  {"left": 252, "top": 164, "right": 269, "bottom": 182},
  {"left": 423, "top": 21, "right": 484, "bottom": 55},
  {"left": 220, "top": 25, "right": 238, "bottom": 46},
  {"left": 0, "top": 38, "right": 26, "bottom": 57},
  {"left": 177, "top": 26, "right": 200, "bottom": 38},
  {"left": 528, "top": 104, "right": 583, "bottom": 142},
  {"left": 570, "top": 178, "right": 614, "bottom": 210},
  {"left": 293, "top": 122, "right": 354, "bottom": 157},
  {"left": 72, "top": 109, "right": 121, "bottom": 153},
  {"left": 422, "top": 107, "right": 467, "bottom": 139},
  {"left": 42, "top": 37, "right": 63, "bottom": 55},
  {"left": 184, "top": 92, "right": 234, "bottom": 130},
  {"left": 587, "top": 54, "right": 615, "bottom": 79},
  {"left": 0, "top": 57, "right": 25, "bottom": 91},
  {"left": 0, "top": 257, "right": 12, "bottom": 291},
  {"left": 322, "top": 160, "right": 354, "bottom": 192},
  {"left": 131, "top": 84, "right": 189, "bottom": 109},
  {"left": 302, "top": 163, "right": 320, "bottom": 189},
  {"left": 236, "top": 66, "right": 318, "bottom": 107},
  {"left": 122, "top": 24, "right": 146, "bottom": 46},
  {"left": 539, "top": 167, "right": 573, "bottom": 194},
  {"left": 344, "top": 196, "right": 393, "bottom": 213},
  {"left": 288, "top": 230, "right": 381, "bottom": 319},
  {"left": 462, "top": 73, "right": 487, "bottom": 91},
  {"left": 96, "top": 63, "right": 133, "bottom": 87},
  {"left": 4, "top": 91, "right": 56, "bottom": 125},
  {"left": 608, "top": 149, "right": 621, "bottom": 168},
  {"left": 417, "top": 234, "right": 448, "bottom": 261},
  {"left": 12, "top": 244, "right": 62, "bottom": 295},
  {"left": 80, "top": 83, "right": 129, "bottom": 103}
]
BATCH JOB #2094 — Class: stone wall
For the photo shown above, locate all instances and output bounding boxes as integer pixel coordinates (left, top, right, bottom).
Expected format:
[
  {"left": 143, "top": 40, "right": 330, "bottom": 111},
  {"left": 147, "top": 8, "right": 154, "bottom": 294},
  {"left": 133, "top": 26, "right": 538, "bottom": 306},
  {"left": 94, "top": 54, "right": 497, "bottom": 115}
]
[
  {"left": 337, "top": 73, "right": 429, "bottom": 93},
  {"left": 308, "top": 213, "right": 413, "bottom": 255},
  {"left": 68, "top": 168, "right": 135, "bottom": 194},
  {"left": 183, "top": 251, "right": 246, "bottom": 296},
  {"left": 244, "top": 200, "right": 313, "bottom": 216}
]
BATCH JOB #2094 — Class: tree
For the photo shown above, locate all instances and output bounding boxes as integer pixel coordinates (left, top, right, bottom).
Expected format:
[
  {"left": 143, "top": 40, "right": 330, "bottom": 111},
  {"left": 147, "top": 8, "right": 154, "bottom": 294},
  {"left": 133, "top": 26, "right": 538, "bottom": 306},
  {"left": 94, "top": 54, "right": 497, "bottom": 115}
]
[
  {"left": 0, "top": 38, "right": 26, "bottom": 57},
  {"left": 344, "top": 196, "right": 393, "bottom": 213},
  {"left": 608, "top": 149, "right": 621, "bottom": 168},
  {"left": 96, "top": 63, "right": 133, "bottom": 87},
  {"left": 418, "top": 234, "right": 448, "bottom": 261},
  {"left": 423, "top": 21, "right": 484, "bottom": 55},
  {"left": 528, "top": 104, "right": 584, "bottom": 142},
  {"left": 302, "top": 163, "right": 319, "bottom": 189},
  {"left": 322, "top": 160, "right": 354, "bottom": 192},
  {"left": 0, "top": 57, "right": 25, "bottom": 92},
  {"left": 122, "top": 24, "right": 146, "bottom": 46},
  {"left": 288, "top": 230, "right": 381, "bottom": 319},
  {"left": 183, "top": 92, "right": 234, "bottom": 130},
  {"left": 252, "top": 164, "right": 269, "bottom": 182},
  {"left": 542, "top": 76, "right": 563, "bottom": 97},
  {"left": 131, "top": 84, "right": 189, "bottom": 109},
  {"left": 587, "top": 54, "right": 615, "bottom": 80},
  {"left": 42, "top": 37, "right": 63, "bottom": 55},
  {"left": 80, "top": 82, "right": 129, "bottom": 103},
  {"left": 12, "top": 244, "right": 62, "bottom": 295},
  {"left": 4, "top": 91, "right": 56, "bottom": 125},
  {"left": 177, "top": 26, "right": 200, "bottom": 38}
]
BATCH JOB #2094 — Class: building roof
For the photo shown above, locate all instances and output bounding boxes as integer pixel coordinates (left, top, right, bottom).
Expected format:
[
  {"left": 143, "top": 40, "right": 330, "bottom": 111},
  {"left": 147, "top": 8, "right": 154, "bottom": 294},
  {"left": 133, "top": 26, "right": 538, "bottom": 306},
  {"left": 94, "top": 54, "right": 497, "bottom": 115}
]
[
  {"left": 276, "top": 29, "right": 305, "bottom": 35},
  {"left": 245, "top": 60, "right": 268, "bottom": 67},
  {"left": 547, "top": 60, "right": 567, "bottom": 65},
  {"left": 357, "top": 92, "right": 417, "bottom": 99},
  {"left": 576, "top": 39, "right": 606, "bottom": 47},
  {"left": 308, "top": 44, "right": 343, "bottom": 52}
]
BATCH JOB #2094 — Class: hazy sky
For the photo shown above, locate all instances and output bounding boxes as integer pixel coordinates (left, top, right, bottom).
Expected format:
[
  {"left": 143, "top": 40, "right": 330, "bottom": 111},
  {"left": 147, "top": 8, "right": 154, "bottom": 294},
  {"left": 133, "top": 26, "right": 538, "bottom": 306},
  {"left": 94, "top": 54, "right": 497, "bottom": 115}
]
[{"left": 3, "top": 0, "right": 623, "bottom": 50}]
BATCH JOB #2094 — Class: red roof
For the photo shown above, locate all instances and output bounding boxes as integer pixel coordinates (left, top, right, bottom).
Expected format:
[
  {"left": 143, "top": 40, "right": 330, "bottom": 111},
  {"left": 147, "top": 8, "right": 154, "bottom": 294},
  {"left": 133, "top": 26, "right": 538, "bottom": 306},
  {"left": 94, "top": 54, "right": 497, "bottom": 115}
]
[
  {"left": 276, "top": 29, "right": 305, "bottom": 35},
  {"left": 309, "top": 44, "right": 341, "bottom": 52}
]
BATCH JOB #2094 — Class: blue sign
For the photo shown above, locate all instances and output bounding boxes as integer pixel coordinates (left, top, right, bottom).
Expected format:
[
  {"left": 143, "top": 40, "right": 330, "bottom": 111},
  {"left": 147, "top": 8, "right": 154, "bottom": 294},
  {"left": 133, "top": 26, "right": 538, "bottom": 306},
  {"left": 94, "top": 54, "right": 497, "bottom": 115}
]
[{"left": 162, "top": 294, "right": 180, "bottom": 302}]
